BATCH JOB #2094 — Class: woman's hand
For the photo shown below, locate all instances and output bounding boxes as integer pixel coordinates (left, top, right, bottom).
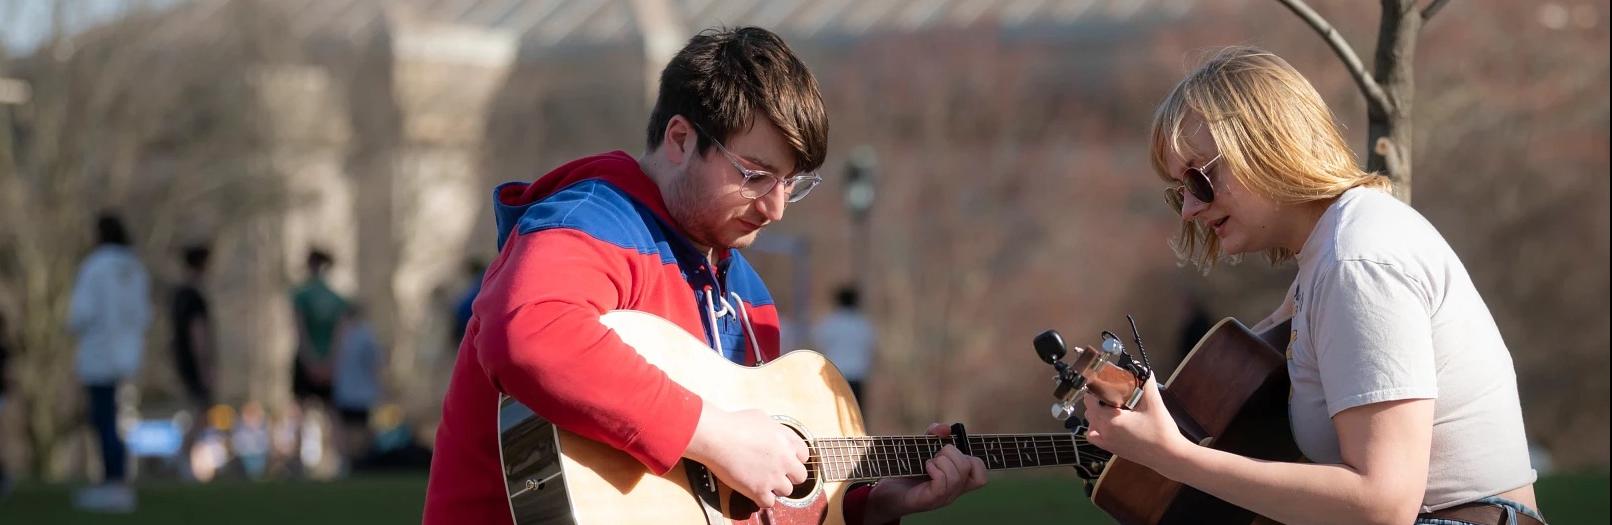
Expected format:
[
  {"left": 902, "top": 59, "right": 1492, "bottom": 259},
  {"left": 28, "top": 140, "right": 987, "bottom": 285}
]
[{"left": 1082, "top": 376, "right": 1194, "bottom": 471}]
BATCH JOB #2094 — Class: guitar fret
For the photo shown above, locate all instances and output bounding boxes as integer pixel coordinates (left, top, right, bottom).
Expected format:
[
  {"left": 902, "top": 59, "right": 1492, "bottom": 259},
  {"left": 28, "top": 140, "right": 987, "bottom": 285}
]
[{"left": 815, "top": 433, "right": 1098, "bottom": 482}]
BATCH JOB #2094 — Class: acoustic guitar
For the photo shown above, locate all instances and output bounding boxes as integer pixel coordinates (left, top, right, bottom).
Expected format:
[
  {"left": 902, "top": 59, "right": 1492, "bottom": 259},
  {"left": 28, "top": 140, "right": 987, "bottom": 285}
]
[
  {"left": 1034, "top": 317, "right": 1301, "bottom": 525},
  {"left": 498, "top": 310, "right": 1110, "bottom": 525}
]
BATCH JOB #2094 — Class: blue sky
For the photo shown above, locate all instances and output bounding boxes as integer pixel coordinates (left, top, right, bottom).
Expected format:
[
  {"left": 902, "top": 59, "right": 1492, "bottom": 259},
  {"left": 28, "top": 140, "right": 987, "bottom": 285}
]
[{"left": 1, "top": 0, "right": 184, "bottom": 56}]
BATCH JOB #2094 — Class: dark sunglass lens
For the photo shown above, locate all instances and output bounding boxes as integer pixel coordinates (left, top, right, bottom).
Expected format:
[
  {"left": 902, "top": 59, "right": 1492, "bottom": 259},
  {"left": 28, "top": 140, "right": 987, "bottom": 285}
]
[{"left": 1186, "top": 168, "right": 1215, "bottom": 203}]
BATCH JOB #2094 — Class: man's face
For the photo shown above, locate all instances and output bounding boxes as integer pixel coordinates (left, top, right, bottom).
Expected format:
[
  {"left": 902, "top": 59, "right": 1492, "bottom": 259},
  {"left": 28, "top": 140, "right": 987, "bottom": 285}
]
[{"left": 663, "top": 117, "right": 797, "bottom": 252}]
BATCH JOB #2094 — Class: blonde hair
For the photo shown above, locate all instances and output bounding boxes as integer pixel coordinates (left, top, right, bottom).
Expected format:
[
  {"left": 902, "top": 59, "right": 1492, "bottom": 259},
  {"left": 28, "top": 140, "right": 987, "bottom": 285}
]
[{"left": 1150, "top": 46, "right": 1391, "bottom": 270}]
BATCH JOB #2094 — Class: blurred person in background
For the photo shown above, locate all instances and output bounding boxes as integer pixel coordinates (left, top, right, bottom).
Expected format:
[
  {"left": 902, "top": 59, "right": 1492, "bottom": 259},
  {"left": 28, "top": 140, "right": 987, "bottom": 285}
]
[
  {"left": 267, "top": 404, "right": 302, "bottom": 478},
  {"left": 170, "top": 243, "right": 216, "bottom": 481},
  {"left": 0, "top": 312, "right": 12, "bottom": 499},
  {"left": 1082, "top": 47, "right": 1543, "bottom": 525},
  {"left": 67, "top": 212, "right": 152, "bottom": 513},
  {"left": 331, "top": 302, "right": 384, "bottom": 474},
  {"left": 289, "top": 248, "right": 347, "bottom": 476},
  {"left": 1176, "top": 291, "right": 1213, "bottom": 358},
  {"left": 232, "top": 401, "right": 271, "bottom": 480},
  {"left": 424, "top": 26, "right": 985, "bottom": 525},
  {"left": 450, "top": 258, "right": 486, "bottom": 347},
  {"left": 810, "top": 284, "right": 876, "bottom": 404},
  {"left": 291, "top": 249, "right": 346, "bottom": 408}
]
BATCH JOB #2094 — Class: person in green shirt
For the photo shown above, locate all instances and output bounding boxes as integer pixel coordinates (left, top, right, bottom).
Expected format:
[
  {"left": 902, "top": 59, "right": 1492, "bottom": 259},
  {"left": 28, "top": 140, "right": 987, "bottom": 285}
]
[{"left": 291, "top": 249, "right": 348, "bottom": 406}]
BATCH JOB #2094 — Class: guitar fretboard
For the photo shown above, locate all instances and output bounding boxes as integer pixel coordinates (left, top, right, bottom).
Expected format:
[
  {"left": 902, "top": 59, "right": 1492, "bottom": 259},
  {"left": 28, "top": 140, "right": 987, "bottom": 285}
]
[{"left": 811, "top": 433, "right": 1105, "bottom": 482}]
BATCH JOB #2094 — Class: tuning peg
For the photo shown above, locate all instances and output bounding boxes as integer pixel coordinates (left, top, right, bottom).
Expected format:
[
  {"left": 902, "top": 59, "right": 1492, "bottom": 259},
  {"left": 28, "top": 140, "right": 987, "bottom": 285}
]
[
  {"left": 1034, "top": 329, "right": 1067, "bottom": 364},
  {"left": 1051, "top": 401, "right": 1077, "bottom": 421},
  {"left": 1100, "top": 333, "right": 1124, "bottom": 356}
]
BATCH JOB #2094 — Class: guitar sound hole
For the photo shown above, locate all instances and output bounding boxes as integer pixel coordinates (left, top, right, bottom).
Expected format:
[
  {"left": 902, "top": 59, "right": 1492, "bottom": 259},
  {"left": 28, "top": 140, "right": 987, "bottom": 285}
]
[
  {"left": 785, "top": 424, "right": 821, "bottom": 502},
  {"left": 787, "top": 462, "right": 818, "bottom": 500},
  {"left": 727, "top": 418, "right": 823, "bottom": 516}
]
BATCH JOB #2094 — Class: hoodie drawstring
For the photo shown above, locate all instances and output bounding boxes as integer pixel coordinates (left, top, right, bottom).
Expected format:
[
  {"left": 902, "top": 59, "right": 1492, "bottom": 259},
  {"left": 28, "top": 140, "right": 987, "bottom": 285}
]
[{"left": 702, "top": 286, "right": 766, "bottom": 365}]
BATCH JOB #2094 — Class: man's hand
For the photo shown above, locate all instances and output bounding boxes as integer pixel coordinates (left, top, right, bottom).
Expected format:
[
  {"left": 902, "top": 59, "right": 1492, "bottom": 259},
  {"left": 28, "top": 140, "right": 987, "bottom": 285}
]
[
  {"left": 863, "top": 422, "right": 989, "bottom": 524},
  {"left": 684, "top": 406, "right": 809, "bottom": 509}
]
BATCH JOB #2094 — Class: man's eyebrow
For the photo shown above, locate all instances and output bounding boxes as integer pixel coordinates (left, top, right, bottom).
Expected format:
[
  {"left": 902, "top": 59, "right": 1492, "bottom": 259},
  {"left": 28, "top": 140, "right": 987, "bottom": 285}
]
[{"left": 741, "top": 155, "right": 781, "bottom": 173}]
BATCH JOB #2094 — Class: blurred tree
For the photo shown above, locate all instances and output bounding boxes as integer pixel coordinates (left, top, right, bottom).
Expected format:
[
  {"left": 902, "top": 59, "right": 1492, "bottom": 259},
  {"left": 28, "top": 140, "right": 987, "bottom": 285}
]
[
  {"left": 1276, "top": 0, "right": 1456, "bottom": 202},
  {"left": 0, "top": 0, "right": 293, "bottom": 480}
]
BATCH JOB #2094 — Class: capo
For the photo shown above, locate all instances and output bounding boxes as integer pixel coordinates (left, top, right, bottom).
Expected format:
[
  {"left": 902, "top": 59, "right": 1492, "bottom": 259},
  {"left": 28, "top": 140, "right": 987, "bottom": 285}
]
[{"left": 949, "top": 423, "right": 971, "bottom": 456}]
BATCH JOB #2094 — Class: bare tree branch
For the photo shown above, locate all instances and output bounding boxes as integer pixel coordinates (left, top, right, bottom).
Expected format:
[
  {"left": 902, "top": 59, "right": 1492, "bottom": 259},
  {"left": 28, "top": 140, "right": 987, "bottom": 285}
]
[
  {"left": 1422, "top": 0, "right": 1452, "bottom": 21},
  {"left": 1274, "top": 0, "right": 1394, "bottom": 112}
]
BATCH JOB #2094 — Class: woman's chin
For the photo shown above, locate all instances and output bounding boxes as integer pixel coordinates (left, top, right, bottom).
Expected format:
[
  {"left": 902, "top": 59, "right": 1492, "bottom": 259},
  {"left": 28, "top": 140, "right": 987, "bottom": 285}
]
[{"left": 1218, "top": 237, "right": 1249, "bottom": 255}]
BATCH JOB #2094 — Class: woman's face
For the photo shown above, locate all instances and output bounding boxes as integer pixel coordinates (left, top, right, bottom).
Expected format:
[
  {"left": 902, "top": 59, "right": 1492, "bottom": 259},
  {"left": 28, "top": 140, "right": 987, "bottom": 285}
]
[{"left": 1163, "top": 113, "right": 1288, "bottom": 256}]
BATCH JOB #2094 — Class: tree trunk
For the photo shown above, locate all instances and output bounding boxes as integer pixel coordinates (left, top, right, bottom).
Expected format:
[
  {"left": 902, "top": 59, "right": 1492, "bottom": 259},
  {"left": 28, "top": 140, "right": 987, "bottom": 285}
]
[
  {"left": 1369, "top": 0, "right": 1421, "bottom": 202},
  {"left": 1278, "top": 0, "right": 1451, "bottom": 204}
]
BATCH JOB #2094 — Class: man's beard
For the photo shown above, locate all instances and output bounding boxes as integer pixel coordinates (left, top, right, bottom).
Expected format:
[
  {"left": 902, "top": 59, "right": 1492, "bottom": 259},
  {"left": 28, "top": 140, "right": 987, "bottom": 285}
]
[{"left": 665, "top": 170, "right": 723, "bottom": 251}]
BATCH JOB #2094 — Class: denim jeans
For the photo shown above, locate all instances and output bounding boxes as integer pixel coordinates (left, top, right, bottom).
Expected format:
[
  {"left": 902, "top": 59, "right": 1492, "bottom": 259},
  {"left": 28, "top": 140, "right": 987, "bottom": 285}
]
[
  {"left": 1416, "top": 496, "right": 1546, "bottom": 525},
  {"left": 86, "top": 383, "right": 126, "bottom": 483}
]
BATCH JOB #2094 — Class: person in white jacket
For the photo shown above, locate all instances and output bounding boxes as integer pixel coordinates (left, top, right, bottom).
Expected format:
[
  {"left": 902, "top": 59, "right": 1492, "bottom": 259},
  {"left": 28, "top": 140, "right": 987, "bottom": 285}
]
[{"left": 67, "top": 213, "right": 151, "bottom": 513}]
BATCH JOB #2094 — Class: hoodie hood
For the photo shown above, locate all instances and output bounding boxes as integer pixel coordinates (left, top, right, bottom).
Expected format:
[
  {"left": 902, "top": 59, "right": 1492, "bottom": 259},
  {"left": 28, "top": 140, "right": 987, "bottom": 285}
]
[{"left": 493, "top": 151, "right": 675, "bottom": 249}]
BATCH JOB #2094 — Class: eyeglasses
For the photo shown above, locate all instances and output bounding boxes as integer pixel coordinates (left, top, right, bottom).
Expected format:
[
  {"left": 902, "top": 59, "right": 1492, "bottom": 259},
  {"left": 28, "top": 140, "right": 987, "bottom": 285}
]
[
  {"left": 693, "top": 123, "right": 822, "bottom": 203},
  {"left": 1164, "top": 153, "right": 1222, "bottom": 213}
]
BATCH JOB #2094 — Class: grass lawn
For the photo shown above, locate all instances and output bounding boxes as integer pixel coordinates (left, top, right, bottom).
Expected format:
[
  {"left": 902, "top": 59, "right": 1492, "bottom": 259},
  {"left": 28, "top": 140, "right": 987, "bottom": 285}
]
[{"left": 2, "top": 471, "right": 1605, "bottom": 524}]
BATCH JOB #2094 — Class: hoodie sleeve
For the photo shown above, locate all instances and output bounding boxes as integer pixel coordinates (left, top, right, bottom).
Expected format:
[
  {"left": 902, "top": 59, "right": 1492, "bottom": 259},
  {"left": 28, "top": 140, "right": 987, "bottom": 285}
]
[
  {"left": 475, "top": 227, "right": 703, "bottom": 474},
  {"left": 67, "top": 256, "right": 101, "bottom": 335}
]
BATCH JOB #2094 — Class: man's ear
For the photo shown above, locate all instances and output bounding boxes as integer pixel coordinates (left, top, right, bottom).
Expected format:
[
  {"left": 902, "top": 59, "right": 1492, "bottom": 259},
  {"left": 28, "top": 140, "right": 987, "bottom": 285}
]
[{"left": 663, "top": 115, "right": 695, "bottom": 166}]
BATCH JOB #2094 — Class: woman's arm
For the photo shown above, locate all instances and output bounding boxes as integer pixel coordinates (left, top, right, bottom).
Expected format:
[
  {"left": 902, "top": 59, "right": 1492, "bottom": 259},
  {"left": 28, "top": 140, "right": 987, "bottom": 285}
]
[{"left": 1085, "top": 379, "right": 1432, "bottom": 525}]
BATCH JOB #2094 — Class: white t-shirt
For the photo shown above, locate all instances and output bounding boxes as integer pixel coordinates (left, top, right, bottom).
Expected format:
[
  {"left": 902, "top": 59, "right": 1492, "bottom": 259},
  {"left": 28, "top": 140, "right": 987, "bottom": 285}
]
[
  {"left": 1285, "top": 187, "right": 1536, "bottom": 512},
  {"left": 810, "top": 310, "right": 875, "bottom": 381}
]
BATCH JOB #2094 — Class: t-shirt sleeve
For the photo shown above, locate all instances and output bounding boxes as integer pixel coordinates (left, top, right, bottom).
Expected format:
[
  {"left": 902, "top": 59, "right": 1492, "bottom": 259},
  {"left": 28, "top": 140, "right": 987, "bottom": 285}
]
[{"left": 1310, "top": 259, "right": 1439, "bottom": 416}]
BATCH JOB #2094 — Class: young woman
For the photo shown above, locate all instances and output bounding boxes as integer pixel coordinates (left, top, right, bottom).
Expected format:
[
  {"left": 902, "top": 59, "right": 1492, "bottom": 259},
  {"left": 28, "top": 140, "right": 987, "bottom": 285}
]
[{"left": 1082, "top": 47, "right": 1544, "bottom": 525}]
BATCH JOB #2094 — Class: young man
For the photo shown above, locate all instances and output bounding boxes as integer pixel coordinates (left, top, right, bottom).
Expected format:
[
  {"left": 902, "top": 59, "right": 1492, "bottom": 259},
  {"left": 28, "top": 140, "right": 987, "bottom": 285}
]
[
  {"left": 424, "top": 27, "right": 985, "bottom": 525},
  {"left": 68, "top": 213, "right": 152, "bottom": 513},
  {"left": 291, "top": 249, "right": 346, "bottom": 406},
  {"left": 331, "top": 303, "right": 383, "bottom": 472},
  {"left": 170, "top": 243, "right": 214, "bottom": 479},
  {"left": 811, "top": 284, "right": 876, "bottom": 403}
]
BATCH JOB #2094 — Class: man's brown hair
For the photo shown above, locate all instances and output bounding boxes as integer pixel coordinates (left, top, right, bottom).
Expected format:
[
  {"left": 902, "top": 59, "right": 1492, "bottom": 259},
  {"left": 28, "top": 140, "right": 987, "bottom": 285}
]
[{"left": 646, "top": 26, "right": 828, "bottom": 175}]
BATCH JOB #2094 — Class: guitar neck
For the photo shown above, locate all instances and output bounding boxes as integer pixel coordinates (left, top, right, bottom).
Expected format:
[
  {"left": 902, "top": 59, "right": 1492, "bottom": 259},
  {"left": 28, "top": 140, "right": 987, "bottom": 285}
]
[{"left": 812, "top": 433, "right": 1107, "bottom": 482}]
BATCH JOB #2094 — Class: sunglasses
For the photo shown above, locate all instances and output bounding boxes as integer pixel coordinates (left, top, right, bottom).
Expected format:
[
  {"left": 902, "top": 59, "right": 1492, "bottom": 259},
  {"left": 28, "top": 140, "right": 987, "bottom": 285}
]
[{"left": 1164, "top": 153, "right": 1222, "bottom": 213}]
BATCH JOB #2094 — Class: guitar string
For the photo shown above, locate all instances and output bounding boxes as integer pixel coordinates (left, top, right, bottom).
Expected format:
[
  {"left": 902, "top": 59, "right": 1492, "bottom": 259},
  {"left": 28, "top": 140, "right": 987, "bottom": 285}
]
[{"left": 801, "top": 435, "right": 1106, "bottom": 475}]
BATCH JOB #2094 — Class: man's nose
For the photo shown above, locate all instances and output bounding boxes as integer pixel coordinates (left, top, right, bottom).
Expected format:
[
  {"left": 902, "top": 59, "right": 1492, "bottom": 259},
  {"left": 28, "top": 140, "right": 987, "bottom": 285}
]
[{"left": 754, "top": 185, "right": 788, "bottom": 222}]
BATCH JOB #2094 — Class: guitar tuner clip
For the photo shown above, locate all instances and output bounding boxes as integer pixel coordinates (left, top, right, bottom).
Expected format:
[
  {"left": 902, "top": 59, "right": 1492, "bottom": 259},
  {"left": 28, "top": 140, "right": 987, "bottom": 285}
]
[
  {"left": 1033, "top": 329, "right": 1087, "bottom": 421},
  {"left": 1033, "top": 316, "right": 1159, "bottom": 418}
]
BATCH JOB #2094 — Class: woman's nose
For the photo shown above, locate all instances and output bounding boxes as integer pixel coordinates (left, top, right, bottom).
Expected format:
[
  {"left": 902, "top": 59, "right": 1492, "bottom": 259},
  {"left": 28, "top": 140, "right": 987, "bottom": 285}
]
[{"left": 1179, "top": 193, "right": 1210, "bottom": 221}]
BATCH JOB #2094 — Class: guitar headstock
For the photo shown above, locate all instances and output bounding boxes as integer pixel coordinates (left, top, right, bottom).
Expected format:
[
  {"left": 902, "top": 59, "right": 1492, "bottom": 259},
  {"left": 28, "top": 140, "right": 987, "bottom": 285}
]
[{"left": 1033, "top": 316, "right": 1156, "bottom": 417}]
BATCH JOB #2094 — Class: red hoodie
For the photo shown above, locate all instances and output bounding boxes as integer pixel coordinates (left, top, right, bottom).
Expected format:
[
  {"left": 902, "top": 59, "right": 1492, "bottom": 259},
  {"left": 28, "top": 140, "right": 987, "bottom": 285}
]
[{"left": 422, "top": 152, "right": 880, "bottom": 524}]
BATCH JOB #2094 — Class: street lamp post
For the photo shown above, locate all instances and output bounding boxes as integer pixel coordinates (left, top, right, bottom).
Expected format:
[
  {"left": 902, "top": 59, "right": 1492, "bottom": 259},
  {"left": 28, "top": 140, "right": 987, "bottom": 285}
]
[{"left": 844, "top": 146, "right": 877, "bottom": 296}]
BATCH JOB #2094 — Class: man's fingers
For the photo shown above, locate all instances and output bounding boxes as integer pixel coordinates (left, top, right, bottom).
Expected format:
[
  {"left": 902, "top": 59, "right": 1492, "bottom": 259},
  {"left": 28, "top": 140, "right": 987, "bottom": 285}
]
[
  {"left": 786, "top": 461, "right": 807, "bottom": 484},
  {"left": 931, "top": 448, "right": 961, "bottom": 487},
  {"left": 793, "top": 439, "right": 810, "bottom": 463},
  {"left": 926, "top": 422, "right": 947, "bottom": 437},
  {"left": 967, "top": 455, "right": 988, "bottom": 489}
]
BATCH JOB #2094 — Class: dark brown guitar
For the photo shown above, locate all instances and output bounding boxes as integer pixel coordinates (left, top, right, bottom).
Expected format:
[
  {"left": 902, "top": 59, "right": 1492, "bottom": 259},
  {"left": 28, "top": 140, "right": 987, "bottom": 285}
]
[{"left": 1035, "top": 317, "right": 1300, "bottom": 525}]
